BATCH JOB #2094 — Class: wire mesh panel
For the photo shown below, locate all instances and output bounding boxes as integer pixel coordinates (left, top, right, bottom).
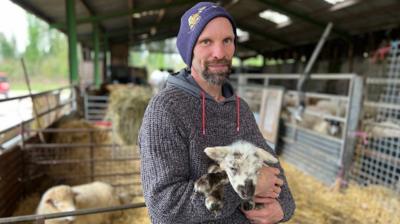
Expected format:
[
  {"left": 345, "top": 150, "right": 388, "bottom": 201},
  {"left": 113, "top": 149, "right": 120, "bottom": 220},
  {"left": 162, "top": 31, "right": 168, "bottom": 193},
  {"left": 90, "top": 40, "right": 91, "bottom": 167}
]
[
  {"left": 21, "top": 126, "right": 142, "bottom": 197},
  {"left": 350, "top": 40, "right": 400, "bottom": 193}
]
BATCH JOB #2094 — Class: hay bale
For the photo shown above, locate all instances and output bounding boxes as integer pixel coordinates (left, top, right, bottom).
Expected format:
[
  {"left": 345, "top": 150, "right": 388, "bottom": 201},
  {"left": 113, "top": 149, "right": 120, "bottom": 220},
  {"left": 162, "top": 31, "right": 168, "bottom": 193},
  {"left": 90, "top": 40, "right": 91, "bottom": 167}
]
[
  {"left": 51, "top": 118, "right": 110, "bottom": 144},
  {"left": 105, "top": 85, "right": 152, "bottom": 146},
  {"left": 31, "top": 92, "right": 61, "bottom": 130},
  {"left": 282, "top": 160, "right": 400, "bottom": 224},
  {"left": 43, "top": 118, "right": 112, "bottom": 185}
]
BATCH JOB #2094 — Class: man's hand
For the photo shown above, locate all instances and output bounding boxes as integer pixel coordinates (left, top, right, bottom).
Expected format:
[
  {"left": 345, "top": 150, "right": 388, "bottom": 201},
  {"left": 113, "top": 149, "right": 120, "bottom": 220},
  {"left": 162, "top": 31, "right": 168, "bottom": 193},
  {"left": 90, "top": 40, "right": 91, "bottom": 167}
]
[
  {"left": 242, "top": 198, "right": 284, "bottom": 224},
  {"left": 255, "top": 167, "right": 283, "bottom": 198}
]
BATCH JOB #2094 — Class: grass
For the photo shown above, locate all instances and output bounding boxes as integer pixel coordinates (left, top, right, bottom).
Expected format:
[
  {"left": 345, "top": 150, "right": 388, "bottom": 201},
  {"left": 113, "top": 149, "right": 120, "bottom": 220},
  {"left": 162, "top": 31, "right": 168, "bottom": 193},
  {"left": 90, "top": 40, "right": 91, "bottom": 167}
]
[{"left": 9, "top": 78, "right": 69, "bottom": 92}]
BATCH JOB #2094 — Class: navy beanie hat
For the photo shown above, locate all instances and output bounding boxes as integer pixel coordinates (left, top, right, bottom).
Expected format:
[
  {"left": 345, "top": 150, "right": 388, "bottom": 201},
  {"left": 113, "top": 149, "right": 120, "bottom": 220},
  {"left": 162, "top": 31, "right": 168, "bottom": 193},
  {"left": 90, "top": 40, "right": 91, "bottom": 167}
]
[{"left": 176, "top": 2, "right": 237, "bottom": 67}]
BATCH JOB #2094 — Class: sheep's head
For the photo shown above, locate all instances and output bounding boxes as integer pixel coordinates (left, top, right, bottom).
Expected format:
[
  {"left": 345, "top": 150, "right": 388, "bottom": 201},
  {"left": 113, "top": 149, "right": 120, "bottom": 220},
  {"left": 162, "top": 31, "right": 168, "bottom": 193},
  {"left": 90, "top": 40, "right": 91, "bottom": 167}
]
[
  {"left": 204, "top": 141, "right": 278, "bottom": 200},
  {"left": 38, "top": 185, "right": 77, "bottom": 223}
]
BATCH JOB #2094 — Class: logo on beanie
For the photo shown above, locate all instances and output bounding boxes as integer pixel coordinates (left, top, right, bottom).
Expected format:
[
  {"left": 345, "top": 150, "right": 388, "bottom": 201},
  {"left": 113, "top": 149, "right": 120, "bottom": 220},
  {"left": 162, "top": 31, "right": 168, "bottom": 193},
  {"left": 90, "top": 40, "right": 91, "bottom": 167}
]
[{"left": 188, "top": 6, "right": 208, "bottom": 30}]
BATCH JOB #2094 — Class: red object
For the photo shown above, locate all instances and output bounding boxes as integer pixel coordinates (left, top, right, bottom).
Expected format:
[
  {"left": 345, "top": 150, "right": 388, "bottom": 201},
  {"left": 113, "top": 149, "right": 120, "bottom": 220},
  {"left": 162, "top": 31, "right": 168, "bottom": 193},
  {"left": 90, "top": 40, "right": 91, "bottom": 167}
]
[
  {"left": 94, "top": 121, "right": 112, "bottom": 127},
  {"left": 0, "top": 73, "right": 10, "bottom": 94},
  {"left": 372, "top": 45, "right": 391, "bottom": 63}
]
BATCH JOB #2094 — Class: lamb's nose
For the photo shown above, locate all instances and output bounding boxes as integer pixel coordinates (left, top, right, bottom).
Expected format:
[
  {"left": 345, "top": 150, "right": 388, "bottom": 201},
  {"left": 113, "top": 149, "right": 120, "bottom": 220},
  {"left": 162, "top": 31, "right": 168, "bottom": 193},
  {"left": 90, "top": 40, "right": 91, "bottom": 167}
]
[
  {"left": 244, "top": 180, "right": 255, "bottom": 197},
  {"left": 237, "top": 180, "right": 255, "bottom": 199}
]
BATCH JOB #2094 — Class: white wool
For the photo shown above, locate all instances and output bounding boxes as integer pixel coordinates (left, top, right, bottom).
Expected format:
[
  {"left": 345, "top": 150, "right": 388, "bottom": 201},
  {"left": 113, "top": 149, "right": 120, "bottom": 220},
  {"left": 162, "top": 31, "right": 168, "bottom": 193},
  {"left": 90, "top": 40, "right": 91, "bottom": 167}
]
[{"left": 36, "top": 181, "right": 121, "bottom": 224}]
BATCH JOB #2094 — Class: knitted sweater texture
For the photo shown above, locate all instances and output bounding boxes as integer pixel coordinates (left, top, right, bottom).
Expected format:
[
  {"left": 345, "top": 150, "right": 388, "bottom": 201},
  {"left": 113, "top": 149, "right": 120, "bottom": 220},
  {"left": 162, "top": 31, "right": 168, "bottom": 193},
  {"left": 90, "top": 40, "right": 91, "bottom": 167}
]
[{"left": 138, "top": 70, "right": 295, "bottom": 223}]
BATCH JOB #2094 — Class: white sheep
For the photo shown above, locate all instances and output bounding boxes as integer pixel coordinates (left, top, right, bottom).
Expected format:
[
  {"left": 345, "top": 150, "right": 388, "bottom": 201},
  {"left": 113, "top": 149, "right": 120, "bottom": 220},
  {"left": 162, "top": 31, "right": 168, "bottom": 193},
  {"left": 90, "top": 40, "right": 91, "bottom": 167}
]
[
  {"left": 298, "top": 113, "right": 342, "bottom": 137},
  {"left": 194, "top": 140, "right": 278, "bottom": 214},
  {"left": 36, "top": 181, "right": 122, "bottom": 224},
  {"left": 148, "top": 69, "right": 169, "bottom": 95}
]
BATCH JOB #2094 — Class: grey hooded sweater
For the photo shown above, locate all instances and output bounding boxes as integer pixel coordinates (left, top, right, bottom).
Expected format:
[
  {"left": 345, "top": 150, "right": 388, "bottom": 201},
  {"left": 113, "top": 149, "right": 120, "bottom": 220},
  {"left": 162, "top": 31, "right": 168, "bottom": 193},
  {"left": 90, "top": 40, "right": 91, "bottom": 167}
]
[{"left": 139, "top": 69, "right": 295, "bottom": 224}]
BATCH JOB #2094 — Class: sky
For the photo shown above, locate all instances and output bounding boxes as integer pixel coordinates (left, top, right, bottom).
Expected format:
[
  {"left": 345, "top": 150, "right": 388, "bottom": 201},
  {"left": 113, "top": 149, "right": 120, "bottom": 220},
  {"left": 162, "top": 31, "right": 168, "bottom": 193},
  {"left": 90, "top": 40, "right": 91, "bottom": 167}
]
[{"left": 0, "top": 0, "right": 28, "bottom": 52}]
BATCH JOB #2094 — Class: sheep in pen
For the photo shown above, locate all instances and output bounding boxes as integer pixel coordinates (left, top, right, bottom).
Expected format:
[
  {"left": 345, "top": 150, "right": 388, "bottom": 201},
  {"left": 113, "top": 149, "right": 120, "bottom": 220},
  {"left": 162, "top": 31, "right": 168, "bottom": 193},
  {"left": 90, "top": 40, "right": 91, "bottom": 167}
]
[
  {"left": 9, "top": 117, "right": 150, "bottom": 224},
  {"left": 11, "top": 85, "right": 153, "bottom": 224}
]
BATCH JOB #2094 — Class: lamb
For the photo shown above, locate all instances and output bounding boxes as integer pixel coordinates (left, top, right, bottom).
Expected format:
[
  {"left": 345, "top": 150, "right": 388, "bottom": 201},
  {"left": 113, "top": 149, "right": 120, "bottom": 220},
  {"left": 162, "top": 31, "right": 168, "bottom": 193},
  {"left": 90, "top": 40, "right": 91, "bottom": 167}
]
[
  {"left": 36, "top": 181, "right": 122, "bottom": 224},
  {"left": 194, "top": 140, "right": 278, "bottom": 214}
]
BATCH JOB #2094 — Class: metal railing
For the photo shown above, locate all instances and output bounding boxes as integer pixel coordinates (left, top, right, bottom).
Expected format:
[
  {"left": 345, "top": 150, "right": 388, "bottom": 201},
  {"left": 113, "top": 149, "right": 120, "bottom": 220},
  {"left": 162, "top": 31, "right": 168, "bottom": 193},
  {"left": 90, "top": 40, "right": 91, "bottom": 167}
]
[
  {"left": 0, "top": 203, "right": 146, "bottom": 224},
  {"left": 230, "top": 73, "right": 363, "bottom": 185},
  {"left": 0, "top": 86, "right": 76, "bottom": 151}
]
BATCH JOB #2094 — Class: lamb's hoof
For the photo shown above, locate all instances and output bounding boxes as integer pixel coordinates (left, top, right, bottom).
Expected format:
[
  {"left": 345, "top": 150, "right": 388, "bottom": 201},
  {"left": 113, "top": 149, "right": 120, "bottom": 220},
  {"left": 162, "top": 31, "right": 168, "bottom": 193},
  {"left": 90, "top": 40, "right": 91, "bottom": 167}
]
[
  {"left": 241, "top": 201, "right": 255, "bottom": 211},
  {"left": 255, "top": 203, "right": 265, "bottom": 210},
  {"left": 206, "top": 199, "right": 223, "bottom": 215}
]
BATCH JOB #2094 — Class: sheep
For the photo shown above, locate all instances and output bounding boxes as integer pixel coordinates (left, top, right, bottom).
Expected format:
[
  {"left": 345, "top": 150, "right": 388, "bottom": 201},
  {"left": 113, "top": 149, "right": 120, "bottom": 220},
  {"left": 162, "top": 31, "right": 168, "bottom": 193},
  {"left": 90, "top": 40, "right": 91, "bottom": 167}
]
[
  {"left": 307, "top": 99, "right": 346, "bottom": 117},
  {"left": 148, "top": 69, "right": 169, "bottom": 95},
  {"left": 194, "top": 140, "right": 278, "bottom": 214},
  {"left": 299, "top": 114, "right": 342, "bottom": 137},
  {"left": 36, "top": 181, "right": 122, "bottom": 224}
]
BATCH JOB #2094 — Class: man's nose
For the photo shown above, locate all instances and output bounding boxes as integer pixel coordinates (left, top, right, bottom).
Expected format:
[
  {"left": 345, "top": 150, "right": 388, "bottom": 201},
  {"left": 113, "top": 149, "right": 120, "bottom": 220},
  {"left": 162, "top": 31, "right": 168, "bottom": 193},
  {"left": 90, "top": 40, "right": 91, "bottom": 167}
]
[{"left": 211, "top": 43, "right": 226, "bottom": 59}]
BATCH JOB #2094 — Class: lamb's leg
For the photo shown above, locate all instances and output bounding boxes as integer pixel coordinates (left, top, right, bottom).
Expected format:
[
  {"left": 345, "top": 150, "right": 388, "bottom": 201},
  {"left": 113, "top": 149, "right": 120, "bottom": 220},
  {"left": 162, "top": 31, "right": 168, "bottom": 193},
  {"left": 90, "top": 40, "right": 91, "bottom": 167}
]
[
  {"left": 241, "top": 200, "right": 255, "bottom": 211},
  {"left": 194, "top": 171, "right": 228, "bottom": 195},
  {"left": 205, "top": 186, "right": 224, "bottom": 216},
  {"left": 194, "top": 169, "right": 229, "bottom": 215},
  {"left": 241, "top": 200, "right": 265, "bottom": 211}
]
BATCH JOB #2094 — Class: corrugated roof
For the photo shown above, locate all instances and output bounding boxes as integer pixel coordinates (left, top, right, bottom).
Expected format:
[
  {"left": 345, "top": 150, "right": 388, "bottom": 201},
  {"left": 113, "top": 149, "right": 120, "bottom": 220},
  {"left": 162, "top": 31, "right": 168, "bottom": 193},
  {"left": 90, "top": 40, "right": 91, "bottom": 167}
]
[{"left": 10, "top": 0, "right": 400, "bottom": 58}]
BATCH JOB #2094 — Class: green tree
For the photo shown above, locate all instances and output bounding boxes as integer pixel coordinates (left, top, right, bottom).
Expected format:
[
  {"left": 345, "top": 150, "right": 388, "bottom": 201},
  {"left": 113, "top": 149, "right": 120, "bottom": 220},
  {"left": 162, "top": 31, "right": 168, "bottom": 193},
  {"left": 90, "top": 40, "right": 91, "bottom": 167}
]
[
  {"left": 24, "top": 14, "right": 47, "bottom": 64},
  {"left": 0, "top": 33, "right": 17, "bottom": 59}
]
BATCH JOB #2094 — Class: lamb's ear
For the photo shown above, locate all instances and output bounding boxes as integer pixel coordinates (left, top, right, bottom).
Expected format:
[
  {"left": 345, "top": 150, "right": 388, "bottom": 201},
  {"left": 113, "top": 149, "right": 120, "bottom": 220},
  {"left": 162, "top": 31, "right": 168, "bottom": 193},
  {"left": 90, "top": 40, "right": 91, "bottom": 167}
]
[
  {"left": 255, "top": 147, "right": 278, "bottom": 165},
  {"left": 204, "top": 146, "right": 229, "bottom": 162}
]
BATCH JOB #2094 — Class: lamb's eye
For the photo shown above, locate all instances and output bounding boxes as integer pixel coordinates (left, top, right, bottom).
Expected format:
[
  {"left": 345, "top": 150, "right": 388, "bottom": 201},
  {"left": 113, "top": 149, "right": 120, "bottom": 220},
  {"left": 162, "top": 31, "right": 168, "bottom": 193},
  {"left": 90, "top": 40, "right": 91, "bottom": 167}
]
[{"left": 230, "top": 167, "right": 238, "bottom": 174}]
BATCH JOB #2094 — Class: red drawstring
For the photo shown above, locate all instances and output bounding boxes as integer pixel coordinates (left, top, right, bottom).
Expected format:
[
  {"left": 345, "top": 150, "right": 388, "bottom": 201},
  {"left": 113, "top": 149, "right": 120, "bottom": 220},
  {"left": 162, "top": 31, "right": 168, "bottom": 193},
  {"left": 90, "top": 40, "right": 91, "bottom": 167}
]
[
  {"left": 200, "top": 92, "right": 240, "bottom": 135},
  {"left": 236, "top": 95, "right": 240, "bottom": 132},
  {"left": 201, "top": 91, "right": 206, "bottom": 135}
]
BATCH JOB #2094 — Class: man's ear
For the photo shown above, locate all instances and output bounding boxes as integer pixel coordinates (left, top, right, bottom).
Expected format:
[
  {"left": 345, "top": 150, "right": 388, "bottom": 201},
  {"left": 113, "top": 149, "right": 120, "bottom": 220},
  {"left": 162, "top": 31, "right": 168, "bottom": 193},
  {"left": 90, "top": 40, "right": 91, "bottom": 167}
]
[
  {"left": 255, "top": 147, "right": 278, "bottom": 165},
  {"left": 204, "top": 146, "right": 229, "bottom": 162}
]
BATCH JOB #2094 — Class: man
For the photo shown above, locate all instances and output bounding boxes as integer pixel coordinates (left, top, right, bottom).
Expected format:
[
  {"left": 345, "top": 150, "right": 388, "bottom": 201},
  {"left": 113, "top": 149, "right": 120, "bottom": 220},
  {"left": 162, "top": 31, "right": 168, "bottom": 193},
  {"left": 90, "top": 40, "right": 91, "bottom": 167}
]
[{"left": 139, "top": 2, "right": 295, "bottom": 223}]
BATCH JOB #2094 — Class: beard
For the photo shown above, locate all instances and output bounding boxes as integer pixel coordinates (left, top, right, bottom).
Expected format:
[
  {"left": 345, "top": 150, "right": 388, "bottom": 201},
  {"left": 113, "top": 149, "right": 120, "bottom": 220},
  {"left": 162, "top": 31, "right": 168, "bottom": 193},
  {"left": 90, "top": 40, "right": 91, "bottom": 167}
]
[{"left": 201, "top": 58, "right": 232, "bottom": 85}]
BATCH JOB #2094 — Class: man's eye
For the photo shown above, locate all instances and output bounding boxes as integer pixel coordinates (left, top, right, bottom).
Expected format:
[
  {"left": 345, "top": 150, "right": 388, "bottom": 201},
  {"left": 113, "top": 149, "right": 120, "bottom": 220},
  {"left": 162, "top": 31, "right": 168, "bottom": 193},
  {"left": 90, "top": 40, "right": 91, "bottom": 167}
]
[
  {"left": 230, "top": 167, "right": 238, "bottom": 173},
  {"left": 201, "top": 39, "right": 211, "bottom": 45},
  {"left": 224, "top": 38, "right": 233, "bottom": 44}
]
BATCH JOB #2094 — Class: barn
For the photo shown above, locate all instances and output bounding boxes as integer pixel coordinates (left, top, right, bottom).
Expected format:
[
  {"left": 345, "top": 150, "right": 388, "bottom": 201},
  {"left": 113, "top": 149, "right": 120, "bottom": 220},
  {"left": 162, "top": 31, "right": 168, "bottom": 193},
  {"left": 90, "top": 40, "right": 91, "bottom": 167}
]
[{"left": 0, "top": 0, "right": 399, "bottom": 223}]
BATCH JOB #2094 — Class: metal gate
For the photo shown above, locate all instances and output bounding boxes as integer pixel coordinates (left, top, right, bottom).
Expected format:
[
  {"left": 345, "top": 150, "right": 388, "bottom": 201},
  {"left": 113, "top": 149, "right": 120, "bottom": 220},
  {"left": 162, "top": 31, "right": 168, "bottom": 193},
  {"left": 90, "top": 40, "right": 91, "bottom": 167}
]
[
  {"left": 350, "top": 40, "right": 400, "bottom": 192},
  {"left": 232, "top": 73, "right": 363, "bottom": 185}
]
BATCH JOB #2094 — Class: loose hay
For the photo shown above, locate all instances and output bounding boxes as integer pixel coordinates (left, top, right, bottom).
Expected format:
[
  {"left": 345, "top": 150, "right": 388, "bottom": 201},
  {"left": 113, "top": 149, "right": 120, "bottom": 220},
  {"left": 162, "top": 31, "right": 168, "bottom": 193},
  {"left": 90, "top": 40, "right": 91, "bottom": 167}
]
[
  {"left": 12, "top": 194, "right": 150, "bottom": 224},
  {"left": 105, "top": 85, "right": 152, "bottom": 146},
  {"left": 282, "top": 160, "right": 400, "bottom": 224},
  {"left": 13, "top": 159, "right": 400, "bottom": 224},
  {"left": 12, "top": 194, "right": 41, "bottom": 224},
  {"left": 114, "top": 197, "right": 150, "bottom": 224}
]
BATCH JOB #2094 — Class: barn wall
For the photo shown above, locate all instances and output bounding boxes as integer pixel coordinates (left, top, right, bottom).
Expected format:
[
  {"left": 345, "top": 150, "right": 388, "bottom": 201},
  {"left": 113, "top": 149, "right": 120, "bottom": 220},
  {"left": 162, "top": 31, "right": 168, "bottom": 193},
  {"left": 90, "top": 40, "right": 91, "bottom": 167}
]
[{"left": 0, "top": 147, "right": 24, "bottom": 217}]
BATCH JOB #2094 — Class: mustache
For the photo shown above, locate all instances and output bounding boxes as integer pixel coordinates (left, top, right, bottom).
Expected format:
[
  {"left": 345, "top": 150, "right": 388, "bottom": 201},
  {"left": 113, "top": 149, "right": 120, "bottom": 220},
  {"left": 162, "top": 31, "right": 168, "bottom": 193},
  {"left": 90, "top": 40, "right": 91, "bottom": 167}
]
[{"left": 205, "top": 59, "right": 231, "bottom": 66}]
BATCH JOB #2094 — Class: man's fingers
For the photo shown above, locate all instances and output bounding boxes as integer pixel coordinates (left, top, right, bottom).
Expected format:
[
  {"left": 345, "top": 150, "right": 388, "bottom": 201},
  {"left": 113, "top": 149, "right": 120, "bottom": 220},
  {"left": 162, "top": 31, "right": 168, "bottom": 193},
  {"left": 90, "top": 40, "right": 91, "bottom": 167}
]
[
  {"left": 255, "top": 185, "right": 280, "bottom": 198},
  {"left": 271, "top": 167, "right": 280, "bottom": 175},
  {"left": 273, "top": 186, "right": 281, "bottom": 194},
  {"left": 275, "top": 177, "right": 284, "bottom": 186},
  {"left": 254, "top": 197, "right": 276, "bottom": 204}
]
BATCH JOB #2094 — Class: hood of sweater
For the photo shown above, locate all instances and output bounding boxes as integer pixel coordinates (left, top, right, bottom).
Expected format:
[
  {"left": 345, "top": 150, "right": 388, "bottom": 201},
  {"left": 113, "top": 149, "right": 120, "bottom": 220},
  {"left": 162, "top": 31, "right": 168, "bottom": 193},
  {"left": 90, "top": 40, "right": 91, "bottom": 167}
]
[
  {"left": 166, "top": 68, "right": 241, "bottom": 135},
  {"left": 166, "top": 68, "right": 237, "bottom": 101}
]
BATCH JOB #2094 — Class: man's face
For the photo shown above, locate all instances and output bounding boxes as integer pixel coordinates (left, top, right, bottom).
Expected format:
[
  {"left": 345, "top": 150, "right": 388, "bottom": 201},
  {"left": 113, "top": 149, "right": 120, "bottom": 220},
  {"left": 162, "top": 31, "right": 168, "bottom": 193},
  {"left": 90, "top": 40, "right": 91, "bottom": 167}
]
[{"left": 192, "top": 17, "right": 235, "bottom": 85}]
